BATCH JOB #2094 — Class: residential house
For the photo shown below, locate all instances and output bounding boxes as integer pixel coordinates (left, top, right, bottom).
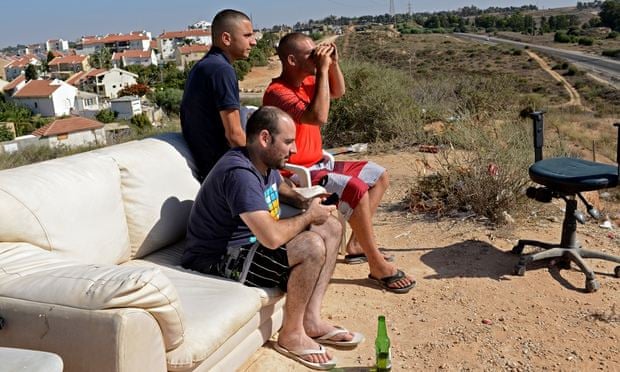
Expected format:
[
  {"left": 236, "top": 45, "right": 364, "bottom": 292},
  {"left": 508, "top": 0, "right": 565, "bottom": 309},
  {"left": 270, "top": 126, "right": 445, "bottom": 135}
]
[
  {"left": 74, "top": 91, "right": 102, "bottom": 118},
  {"left": 48, "top": 55, "right": 91, "bottom": 79},
  {"left": 77, "top": 31, "right": 151, "bottom": 55},
  {"left": 157, "top": 29, "right": 212, "bottom": 60},
  {"left": 175, "top": 44, "right": 210, "bottom": 69},
  {"left": 46, "top": 39, "right": 70, "bottom": 53},
  {"left": 4, "top": 55, "right": 41, "bottom": 81},
  {"left": 0, "top": 56, "right": 12, "bottom": 80},
  {"left": 32, "top": 116, "right": 106, "bottom": 148},
  {"left": 110, "top": 95, "right": 141, "bottom": 119},
  {"left": 10, "top": 79, "right": 77, "bottom": 117},
  {"left": 2, "top": 75, "right": 26, "bottom": 97},
  {"left": 0, "top": 79, "right": 8, "bottom": 92},
  {"left": 111, "top": 49, "right": 157, "bottom": 67},
  {"left": 79, "top": 67, "right": 138, "bottom": 98},
  {"left": 18, "top": 43, "right": 46, "bottom": 57}
]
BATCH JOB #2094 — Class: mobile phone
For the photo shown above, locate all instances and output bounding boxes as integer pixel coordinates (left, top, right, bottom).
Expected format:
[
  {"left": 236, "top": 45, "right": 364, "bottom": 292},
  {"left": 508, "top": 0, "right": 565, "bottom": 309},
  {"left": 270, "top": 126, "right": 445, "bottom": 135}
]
[{"left": 321, "top": 192, "right": 339, "bottom": 206}]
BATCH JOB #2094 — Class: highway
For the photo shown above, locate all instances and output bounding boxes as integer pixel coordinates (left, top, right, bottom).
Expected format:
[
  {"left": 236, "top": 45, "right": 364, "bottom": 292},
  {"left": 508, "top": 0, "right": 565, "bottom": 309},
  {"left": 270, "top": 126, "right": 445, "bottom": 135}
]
[{"left": 455, "top": 33, "right": 620, "bottom": 88}]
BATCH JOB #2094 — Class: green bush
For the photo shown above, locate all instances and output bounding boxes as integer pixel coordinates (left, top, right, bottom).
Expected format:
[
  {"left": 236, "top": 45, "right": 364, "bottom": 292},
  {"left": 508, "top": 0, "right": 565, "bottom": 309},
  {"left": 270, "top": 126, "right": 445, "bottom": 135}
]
[
  {"left": 325, "top": 60, "right": 423, "bottom": 146},
  {"left": 95, "top": 109, "right": 116, "bottom": 123},
  {"left": 130, "top": 113, "right": 151, "bottom": 129},
  {"left": 554, "top": 32, "right": 572, "bottom": 43},
  {"left": 151, "top": 88, "right": 183, "bottom": 115},
  {"left": 0, "top": 124, "right": 14, "bottom": 142},
  {"left": 602, "top": 49, "right": 620, "bottom": 58},
  {"left": 577, "top": 37, "right": 594, "bottom": 46}
]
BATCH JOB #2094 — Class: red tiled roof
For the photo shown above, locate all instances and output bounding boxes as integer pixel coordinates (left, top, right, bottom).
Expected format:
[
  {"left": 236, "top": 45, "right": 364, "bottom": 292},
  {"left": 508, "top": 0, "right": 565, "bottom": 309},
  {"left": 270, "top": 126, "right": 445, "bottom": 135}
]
[
  {"left": 50, "top": 50, "right": 65, "bottom": 58},
  {"left": 150, "top": 40, "right": 158, "bottom": 49},
  {"left": 49, "top": 55, "right": 88, "bottom": 66},
  {"left": 6, "top": 54, "right": 39, "bottom": 68},
  {"left": 66, "top": 70, "right": 88, "bottom": 86},
  {"left": 113, "top": 50, "right": 152, "bottom": 59},
  {"left": 86, "top": 68, "right": 108, "bottom": 77},
  {"left": 83, "top": 33, "right": 149, "bottom": 45},
  {"left": 32, "top": 117, "right": 103, "bottom": 137},
  {"left": 178, "top": 44, "right": 211, "bottom": 54},
  {"left": 13, "top": 80, "right": 63, "bottom": 98},
  {"left": 3, "top": 75, "right": 25, "bottom": 91},
  {"left": 159, "top": 29, "right": 211, "bottom": 39}
]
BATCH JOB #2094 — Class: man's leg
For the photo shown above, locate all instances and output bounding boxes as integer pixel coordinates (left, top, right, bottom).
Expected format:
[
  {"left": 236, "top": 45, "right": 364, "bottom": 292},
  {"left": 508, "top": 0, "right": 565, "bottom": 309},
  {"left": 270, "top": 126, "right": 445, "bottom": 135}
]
[
  {"left": 277, "top": 231, "right": 333, "bottom": 364},
  {"left": 303, "top": 217, "right": 355, "bottom": 341},
  {"left": 347, "top": 170, "right": 389, "bottom": 253},
  {"left": 347, "top": 192, "right": 414, "bottom": 290}
]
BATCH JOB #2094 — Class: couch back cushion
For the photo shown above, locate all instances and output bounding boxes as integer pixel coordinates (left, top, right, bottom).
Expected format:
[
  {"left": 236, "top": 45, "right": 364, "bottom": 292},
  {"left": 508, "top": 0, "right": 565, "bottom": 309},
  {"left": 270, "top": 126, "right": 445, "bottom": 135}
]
[
  {"left": 94, "top": 134, "right": 200, "bottom": 259},
  {"left": 0, "top": 153, "right": 131, "bottom": 264}
]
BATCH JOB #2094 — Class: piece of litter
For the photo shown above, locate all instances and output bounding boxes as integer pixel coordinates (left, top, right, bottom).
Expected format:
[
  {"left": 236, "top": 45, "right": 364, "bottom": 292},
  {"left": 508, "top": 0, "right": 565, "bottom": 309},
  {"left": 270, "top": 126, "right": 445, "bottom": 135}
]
[
  {"left": 599, "top": 220, "right": 613, "bottom": 230},
  {"left": 394, "top": 231, "right": 411, "bottom": 239}
]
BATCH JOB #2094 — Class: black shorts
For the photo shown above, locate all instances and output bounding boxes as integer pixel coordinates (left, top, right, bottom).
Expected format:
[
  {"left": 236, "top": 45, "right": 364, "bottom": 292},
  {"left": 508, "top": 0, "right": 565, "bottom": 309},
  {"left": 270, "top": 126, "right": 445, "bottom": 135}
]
[{"left": 218, "top": 243, "right": 290, "bottom": 292}]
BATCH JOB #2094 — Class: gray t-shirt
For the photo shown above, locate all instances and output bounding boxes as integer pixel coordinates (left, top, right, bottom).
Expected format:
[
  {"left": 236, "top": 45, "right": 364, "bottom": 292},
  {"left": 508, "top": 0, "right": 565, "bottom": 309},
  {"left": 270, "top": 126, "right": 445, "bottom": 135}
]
[{"left": 182, "top": 147, "right": 281, "bottom": 269}]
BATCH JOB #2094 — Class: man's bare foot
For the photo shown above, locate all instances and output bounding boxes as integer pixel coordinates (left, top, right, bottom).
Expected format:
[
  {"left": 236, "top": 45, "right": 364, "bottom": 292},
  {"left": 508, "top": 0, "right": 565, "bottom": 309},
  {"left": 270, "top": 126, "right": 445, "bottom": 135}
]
[
  {"left": 304, "top": 321, "right": 355, "bottom": 342},
  {"left": 277, "top": 332, "right": 334, "bottom": 364}
]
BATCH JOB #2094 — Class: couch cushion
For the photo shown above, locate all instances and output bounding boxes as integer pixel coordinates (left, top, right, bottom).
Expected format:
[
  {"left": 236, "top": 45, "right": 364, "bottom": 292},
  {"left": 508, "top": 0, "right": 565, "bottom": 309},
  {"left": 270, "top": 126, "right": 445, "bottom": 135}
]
[
  {"left": 124, "top": 255, "right": 267, "bottom": 369},
  {"left": 0, "top": 242, "right": 186, "bottom": 351},
  {"left": 94, "top": 134, "right": 200, "bottom": 259},
  {"left": 0, "top": 152, "right": 131, "bottom": 264}
]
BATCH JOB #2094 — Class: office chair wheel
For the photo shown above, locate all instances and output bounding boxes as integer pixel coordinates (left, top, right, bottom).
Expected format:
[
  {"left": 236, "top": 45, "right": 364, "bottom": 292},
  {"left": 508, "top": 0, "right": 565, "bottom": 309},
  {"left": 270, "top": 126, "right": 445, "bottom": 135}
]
[
  {"left": 615, "top": 266, "right": 620, "bottom": 278},
  {"left": 511, "top": 244, "right": 524, "bottom": 255},
  {"left": 514, "top": 264, "right": 526, "bottom": 276},
  {"left": 585, "top": 278, "right": 600, "bottom": 293}
]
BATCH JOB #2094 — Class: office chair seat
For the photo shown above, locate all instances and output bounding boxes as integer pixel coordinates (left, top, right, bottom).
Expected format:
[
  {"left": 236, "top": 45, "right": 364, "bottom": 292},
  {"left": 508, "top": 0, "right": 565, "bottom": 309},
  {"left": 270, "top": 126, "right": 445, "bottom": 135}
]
[{"left": 529, "top": 157, "right": 618, "bottom": 193}]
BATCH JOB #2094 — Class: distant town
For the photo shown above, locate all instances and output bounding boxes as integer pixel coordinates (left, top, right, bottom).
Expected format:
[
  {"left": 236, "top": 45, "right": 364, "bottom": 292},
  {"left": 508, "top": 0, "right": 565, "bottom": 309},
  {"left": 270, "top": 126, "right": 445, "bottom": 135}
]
[{"left": 0, "top": 1, "right": 612, "bottom": 155}]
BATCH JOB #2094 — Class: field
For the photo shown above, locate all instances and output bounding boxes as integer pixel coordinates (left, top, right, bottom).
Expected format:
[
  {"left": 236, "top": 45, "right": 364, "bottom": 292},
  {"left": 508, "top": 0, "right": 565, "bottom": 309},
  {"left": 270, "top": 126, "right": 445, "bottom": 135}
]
[{"left": 242, "top": 30, "right": 620, "bottom": 371}]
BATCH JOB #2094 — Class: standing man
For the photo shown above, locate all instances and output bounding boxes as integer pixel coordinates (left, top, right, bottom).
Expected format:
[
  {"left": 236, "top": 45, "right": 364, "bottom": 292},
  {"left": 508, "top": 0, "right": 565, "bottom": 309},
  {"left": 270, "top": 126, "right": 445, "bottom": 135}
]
[
  {"left": 181, "top": 9, "right": 256, "bottom": 180},
  {"left": 263, "top": 33, "right": 415, "bottom": 293},
  {"left": 182, "top": 106, "right": 363, "bottom": 370}
]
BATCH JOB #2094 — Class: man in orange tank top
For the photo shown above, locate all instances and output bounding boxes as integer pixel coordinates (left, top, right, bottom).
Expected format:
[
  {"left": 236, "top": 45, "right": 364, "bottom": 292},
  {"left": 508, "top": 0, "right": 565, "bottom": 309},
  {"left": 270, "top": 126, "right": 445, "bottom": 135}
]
[{"left": 263, "top": 33, "right": 415, "bottom": 293}]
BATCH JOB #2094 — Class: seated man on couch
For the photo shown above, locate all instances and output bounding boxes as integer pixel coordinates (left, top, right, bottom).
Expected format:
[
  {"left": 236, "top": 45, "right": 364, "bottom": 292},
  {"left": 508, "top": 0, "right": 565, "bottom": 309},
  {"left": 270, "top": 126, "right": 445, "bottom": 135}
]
[
  {"left": 263, "top": 32, "right": 415, "bottom": 293},
  {"left": 182, "top": 106, "right": 363, "bottom": 370}
]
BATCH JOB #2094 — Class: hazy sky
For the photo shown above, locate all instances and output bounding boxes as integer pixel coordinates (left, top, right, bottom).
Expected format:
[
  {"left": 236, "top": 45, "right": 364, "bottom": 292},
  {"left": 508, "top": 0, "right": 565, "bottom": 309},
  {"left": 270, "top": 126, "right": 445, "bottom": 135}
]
[{"left": 1, "top": 0, "right": 578, "bottom": 48}]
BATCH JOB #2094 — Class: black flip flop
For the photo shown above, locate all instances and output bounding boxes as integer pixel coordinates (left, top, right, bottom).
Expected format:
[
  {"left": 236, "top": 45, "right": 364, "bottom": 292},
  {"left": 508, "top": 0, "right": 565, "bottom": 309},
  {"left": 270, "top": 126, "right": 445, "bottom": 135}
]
[
  {"left": 368, "top": 269, "right": 416, "bottom": 294},
  {"left": 344, "top": 248, "right": 395, "bottom": 264}
]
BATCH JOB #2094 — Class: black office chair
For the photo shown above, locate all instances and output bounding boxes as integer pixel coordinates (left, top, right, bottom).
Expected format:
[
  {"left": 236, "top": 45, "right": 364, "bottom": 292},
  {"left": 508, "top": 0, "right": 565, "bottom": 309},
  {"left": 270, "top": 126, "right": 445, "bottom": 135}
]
[{"left": 513, "top": 111, "right": 620, "bottom": 292}]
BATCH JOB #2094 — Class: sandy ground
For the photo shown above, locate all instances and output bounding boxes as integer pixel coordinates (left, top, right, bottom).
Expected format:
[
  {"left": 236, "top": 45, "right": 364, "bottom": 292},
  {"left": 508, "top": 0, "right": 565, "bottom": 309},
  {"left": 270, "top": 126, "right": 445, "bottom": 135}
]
[
  {"left": 236, "top": 57, "right": 619, "bottom": 371},
  {"left": 240, "top": 150, "right": 620, "bottom": 372}
]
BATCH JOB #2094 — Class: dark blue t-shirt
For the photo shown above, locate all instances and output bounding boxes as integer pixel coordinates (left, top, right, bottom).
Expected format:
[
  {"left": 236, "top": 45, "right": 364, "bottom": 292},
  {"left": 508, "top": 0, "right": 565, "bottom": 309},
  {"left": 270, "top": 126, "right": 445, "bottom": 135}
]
[
  {"left": 180, "top": 46, "right": 240, "bottom": 179},
  {"left": 182, "top": 148, "right": 282, "bottom": 269}
]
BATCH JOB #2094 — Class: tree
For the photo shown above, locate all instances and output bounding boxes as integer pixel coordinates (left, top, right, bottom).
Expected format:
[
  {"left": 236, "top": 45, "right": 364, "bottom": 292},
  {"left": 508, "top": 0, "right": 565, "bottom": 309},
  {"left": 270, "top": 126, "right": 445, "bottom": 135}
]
[
  {"left": 151, "top": 88, "right": 183, "bottom": 115},
  {"left": 90, "top": 47, "right": 112, "bottom": 69},
  {"left": 25, "top": 64, "right": 38, "bottom": 80},
  {"left": 118, "top": 83, "right": 150, "bottom": 97},
  {"left": 600, "top": 0, "right": 620, "bottom": 30}
]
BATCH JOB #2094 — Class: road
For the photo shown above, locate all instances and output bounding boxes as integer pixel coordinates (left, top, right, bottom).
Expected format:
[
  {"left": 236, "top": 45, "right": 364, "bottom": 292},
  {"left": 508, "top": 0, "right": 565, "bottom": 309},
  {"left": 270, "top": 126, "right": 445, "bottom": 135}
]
[{"left": 455, "top": 33, "right": 620, "bottom": 88}]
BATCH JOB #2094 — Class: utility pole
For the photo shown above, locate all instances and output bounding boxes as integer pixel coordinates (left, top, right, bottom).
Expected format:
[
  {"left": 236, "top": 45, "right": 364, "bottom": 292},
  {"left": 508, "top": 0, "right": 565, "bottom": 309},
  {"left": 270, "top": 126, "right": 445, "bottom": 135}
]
[
  {"left": 389, "top": 0, "right": 395, "bottom": 15},
  {"left": 408, "top": 1, "right": 412, "bottom": 15}
]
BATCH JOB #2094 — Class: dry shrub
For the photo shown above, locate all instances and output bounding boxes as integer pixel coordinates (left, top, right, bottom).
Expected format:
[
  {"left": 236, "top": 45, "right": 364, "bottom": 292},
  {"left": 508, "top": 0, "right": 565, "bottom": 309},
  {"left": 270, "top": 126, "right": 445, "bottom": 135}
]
[{"left": 406, "top": 116, "right": 533, "bottom": 224}]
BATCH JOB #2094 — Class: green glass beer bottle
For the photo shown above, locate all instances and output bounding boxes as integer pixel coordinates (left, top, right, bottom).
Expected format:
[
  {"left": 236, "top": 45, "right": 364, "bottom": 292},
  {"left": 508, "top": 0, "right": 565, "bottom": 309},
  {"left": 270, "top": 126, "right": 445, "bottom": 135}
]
[{"left": 375, "top": 315, "right": 392, "bottom": 371}]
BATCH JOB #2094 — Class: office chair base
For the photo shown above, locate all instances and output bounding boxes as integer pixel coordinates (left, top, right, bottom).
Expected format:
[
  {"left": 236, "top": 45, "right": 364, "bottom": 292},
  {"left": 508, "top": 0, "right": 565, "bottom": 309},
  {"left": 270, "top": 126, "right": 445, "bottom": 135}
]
[{"left": 513, "top": 240, "right": 620, "bottom": 293}]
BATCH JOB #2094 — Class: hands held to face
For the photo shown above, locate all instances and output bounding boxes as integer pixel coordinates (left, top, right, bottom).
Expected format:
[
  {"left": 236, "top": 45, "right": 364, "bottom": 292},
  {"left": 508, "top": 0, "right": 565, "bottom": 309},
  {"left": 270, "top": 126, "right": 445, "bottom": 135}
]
[{"left": 311, "top": 42, "right": 339, "bottom": 72}]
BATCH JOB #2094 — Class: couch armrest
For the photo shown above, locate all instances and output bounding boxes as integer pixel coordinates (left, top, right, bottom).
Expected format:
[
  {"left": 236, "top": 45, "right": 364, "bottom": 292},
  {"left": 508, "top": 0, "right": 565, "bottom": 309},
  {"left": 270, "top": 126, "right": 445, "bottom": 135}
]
[
  {"left": 0, "top": 296, "right": 167, "bottom": 372},
  {"left": 0, "top": 243, "right": 185, "bottom": 351}
]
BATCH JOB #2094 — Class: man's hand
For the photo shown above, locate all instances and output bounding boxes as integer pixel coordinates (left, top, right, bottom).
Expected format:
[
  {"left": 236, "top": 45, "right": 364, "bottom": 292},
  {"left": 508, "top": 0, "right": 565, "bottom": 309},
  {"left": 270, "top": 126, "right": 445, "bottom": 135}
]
[
  {"left": 305, "top": 197, "right": 336, "bottom": 225},
  {"left": 327, "top": 42, "right": 339, "bottom": 64},
  {"left": 313, "top": 44, "right": 335, "bottom": 73}
]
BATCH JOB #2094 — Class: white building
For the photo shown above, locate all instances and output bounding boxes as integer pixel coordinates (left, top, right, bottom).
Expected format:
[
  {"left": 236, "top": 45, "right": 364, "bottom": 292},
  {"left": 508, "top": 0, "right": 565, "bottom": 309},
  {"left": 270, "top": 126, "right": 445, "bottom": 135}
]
[
  {"left": 74, "top": 91, "right": 102, "bottom": 118},
  {"left": 10, "top": 79, "right": 77, "bottom": 117},
  {"left": 110, "top": 95, "right": 142, "bottom": 120},
  {"left": 157, "top": 29, "right": 212, "bottom": 60},
  {"left": 112, "top": 49, "right": 157, "bottom": 67},
  {"left": 4, "top": 55, "right": 41, "bottom": 81},
  {"left": 32, "top": 116, "right": 106, "bottom": 148},
  {"left": 80, "top": 67, "right": 138, "bottom": 99},
  {"left": 46, "top": 39, "right": 70, "bottom": 53},
  {"left": 77, "top": 32, "right": 151, "bottom": 55}
]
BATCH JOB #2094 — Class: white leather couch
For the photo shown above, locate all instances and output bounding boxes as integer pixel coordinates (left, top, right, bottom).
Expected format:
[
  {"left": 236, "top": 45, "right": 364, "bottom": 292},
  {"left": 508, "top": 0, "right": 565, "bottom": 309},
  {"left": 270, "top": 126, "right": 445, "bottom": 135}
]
[{"left": 0, "top": 133, "right": 285, "bottom": 372}]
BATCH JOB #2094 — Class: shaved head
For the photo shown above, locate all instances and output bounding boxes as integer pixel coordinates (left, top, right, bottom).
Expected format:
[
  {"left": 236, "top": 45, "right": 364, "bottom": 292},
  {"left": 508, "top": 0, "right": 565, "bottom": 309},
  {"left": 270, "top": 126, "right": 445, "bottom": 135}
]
[
  {"left": 212, "top": 9, "right": 251, "bottom": 46},
  {"left": 277, "top": 32, "right": 312, "bottom": 62}
]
